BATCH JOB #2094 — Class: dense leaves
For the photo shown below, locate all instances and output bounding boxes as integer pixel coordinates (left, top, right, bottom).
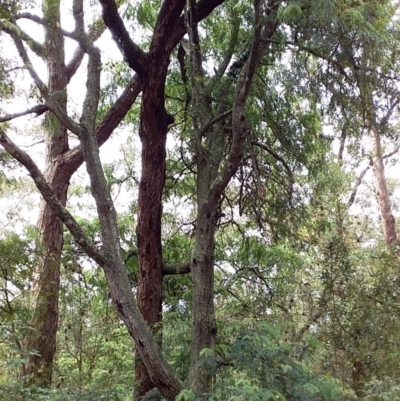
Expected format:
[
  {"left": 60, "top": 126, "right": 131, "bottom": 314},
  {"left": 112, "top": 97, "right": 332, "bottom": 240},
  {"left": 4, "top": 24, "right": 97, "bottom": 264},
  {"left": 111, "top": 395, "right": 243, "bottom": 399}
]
[{"left": 0, "top": 0, "right": 400, "bottom": 400}]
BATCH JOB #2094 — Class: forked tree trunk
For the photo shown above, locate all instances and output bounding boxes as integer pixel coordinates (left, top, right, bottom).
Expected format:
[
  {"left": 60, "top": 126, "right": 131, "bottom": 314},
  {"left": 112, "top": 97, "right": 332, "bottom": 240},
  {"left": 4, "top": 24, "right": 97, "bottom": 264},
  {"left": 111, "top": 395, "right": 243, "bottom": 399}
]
[
  {"left": 23, "top": 0, "right": 69, "bottom": 385},
  {"left": 186, "top": 3, "right": 278, "bottom": 396}
]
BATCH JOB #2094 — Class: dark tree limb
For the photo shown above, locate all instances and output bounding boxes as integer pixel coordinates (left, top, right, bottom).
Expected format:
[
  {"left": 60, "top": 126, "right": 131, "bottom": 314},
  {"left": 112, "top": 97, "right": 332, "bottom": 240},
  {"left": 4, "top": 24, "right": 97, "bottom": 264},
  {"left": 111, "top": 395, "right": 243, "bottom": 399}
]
[
  {"left": 0, "top": 105, "right": 47, "bottom": 122},
  {"left": 150, "top": 0, "right": 186, "bottom": 55},
  {"left": 252, "top": 140, "right": 294, "bottom": 186},
  {"left": 347, "top": 165, "right": 369, "bottom": 208},
  {"left": 97, "top": 0, "right": 148, "bottom": 77},
  {"left": 162, "top": 262, "right": 191, "bottom": 276}
]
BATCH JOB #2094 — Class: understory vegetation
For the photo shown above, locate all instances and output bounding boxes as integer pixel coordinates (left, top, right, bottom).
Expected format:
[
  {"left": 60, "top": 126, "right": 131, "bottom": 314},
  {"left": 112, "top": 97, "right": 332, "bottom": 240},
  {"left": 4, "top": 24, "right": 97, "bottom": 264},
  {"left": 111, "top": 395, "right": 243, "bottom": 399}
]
[{"left": 1, "top": 0, "right": 400, "bottom": 400}]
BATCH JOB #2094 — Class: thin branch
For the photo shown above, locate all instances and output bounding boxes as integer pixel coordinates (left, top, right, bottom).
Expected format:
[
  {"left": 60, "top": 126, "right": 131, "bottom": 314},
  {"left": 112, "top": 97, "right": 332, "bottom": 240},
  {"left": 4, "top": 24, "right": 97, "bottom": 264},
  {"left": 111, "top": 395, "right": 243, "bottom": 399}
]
[
  {"left": 293, "top": 307, "right": 325, "bottom": 343},
  {"left": 263, "top": 38, "right": 352, "bottom": 82},
  {"left": 0, "top": 19, "right": 45, "bottom": 57},
  {"left": 65, "top": 74, "right": 142, "bottom": 175},
  {"left": 338, "top": 126, "right": 347, "bottom": 161},
  {"left": 200, "top": 109, "right": 233, "bottom": 137},
  {"left": 347, "top": 165, "right": 370, "bottom": 208},
  {"left": 66, "top": 19, "right": 105, "bottom": 81},
  {"left": 346, "top": 143, "right": 400, "bottom": 209},
  {"left": 248, "top": 132, "right": 262, "bottom": 197},
  {"left": 0, "top": 128, "right": 109, "bottom": 267},
  {"left": 17, "top": 13, "right": 78, "bottom": 40},
  {"left": 383, "top": 144, "right": 400, "bottom": 159},
  {"left": 252, "top": 140, "right": 294, "bottom": 185},
  {"left": 7, "top": 27, "right": 48, "bottom": 94},
  {"left": 0, "top": 105, "right": 47, "bottom": 122},
  {"left": 6, "top": 24, "right": 80, "bottom": 135},
  {"left": 212, "top": 16, "right": 240, "bottom": 80}
]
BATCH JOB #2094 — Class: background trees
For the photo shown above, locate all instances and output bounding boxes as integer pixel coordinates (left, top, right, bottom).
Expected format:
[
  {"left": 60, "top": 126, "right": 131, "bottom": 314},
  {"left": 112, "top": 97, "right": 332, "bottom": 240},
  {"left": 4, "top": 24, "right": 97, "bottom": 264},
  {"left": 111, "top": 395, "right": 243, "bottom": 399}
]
[{"left": 0, "top": 0, "right": 400, "bottom": 400}]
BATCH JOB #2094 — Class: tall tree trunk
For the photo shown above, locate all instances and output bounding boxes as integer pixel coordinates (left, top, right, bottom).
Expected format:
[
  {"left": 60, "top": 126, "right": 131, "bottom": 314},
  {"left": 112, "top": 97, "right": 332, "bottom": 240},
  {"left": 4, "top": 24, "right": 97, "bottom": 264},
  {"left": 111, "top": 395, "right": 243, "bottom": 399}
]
[
  {"left": 134, "top": 53, "right": 173, "bottom": 400},
  {"left": 23, "top": 0, "right": 69, "bottom": 386},
  {"left": 186, "top": 2, "right": 277, "bottom": 396},
  {"left": 370, "top": 124, "right": 397, "bottom": 248}
]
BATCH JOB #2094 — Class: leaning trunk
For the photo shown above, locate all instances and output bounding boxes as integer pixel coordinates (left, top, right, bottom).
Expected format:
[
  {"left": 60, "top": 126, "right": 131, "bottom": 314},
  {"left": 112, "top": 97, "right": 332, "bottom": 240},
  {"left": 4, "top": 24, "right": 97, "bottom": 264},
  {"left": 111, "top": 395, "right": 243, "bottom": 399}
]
[{"left": 23, "top": 0, "right": 69, "bottom": 386}]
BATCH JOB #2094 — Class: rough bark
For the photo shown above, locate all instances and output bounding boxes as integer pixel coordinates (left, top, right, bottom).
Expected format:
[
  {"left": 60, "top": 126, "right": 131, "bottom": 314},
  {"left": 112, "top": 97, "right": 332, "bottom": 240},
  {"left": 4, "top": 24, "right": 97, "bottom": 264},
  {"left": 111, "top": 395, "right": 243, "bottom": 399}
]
[
  {"left": 186, "top": 1, "right": 279, "bottom": 395},
  {"left": 185, "top": 2, "right": 220, "bottom": 393},
  {"left": 22, "top": 0, "right": 69, "bottom": 385},
  {"left": 0, "top": 21, "right": 185, "bottom": 395},
  {"left": 2, "top": 0, "right": 235, "bottom": 396},
  {"left": 97, "top": 0, "right": 225, "bottom": 397},
  {"left": 134, "top": 58, "right": 171, "bottom": 400}
]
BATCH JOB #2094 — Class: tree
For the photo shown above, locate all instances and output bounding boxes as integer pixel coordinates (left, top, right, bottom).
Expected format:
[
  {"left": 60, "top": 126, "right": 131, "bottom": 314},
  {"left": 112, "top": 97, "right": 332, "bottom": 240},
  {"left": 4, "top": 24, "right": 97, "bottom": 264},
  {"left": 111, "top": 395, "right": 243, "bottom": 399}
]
[
  {"left": 1, "top": 0, "right": 400, "bottom": 399},
  {"left": 0, "top": 0, "right": 139, "bottom": 386}
]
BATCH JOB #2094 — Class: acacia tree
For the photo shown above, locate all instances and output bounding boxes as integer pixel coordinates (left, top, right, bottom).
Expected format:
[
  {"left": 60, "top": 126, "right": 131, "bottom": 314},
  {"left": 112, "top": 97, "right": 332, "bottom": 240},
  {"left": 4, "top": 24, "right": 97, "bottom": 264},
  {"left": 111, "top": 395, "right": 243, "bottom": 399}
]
[{"left": 0, "top": 0, "right": 142, "bottom": 386}]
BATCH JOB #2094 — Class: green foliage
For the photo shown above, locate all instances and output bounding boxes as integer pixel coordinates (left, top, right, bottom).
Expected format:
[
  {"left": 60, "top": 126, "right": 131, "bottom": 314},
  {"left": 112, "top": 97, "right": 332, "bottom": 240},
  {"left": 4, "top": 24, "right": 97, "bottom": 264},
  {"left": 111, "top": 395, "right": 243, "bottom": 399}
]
[{"left": 1, "top": 0, "right": 400, "bottom": 399}]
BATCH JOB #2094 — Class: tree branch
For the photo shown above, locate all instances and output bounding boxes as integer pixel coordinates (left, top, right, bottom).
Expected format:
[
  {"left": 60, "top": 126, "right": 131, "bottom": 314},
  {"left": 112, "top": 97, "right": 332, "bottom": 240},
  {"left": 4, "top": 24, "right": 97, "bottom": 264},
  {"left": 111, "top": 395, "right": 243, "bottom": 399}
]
[
  {"left": 162, "top": 262, "right": 191, "bottom": 276},
  {"left": 65, "top": 74, "right": 142, "bottom": 175},
  {"left": 97, "top": 0, "right": 148, "bottom": 77},
  {"left": 0, "top": 128, "right": 109, "bottom": 267},
  {"left": 166, "top": 0, "right": 228, "bottom": 53},
  {"left": 347, "top": 165, "right": 370, "bottom": 208},
  {"left": 0, "top": 105, "right": 47, "bottom": 122},
  {"left": 150, "top": 0, "right": 186, "bottom": 55},
  {"left": 252, "top": 140, "right": 294, "bottom": 185},
  {"left": 0, "top": 19, "right": 45, "bottom": 57}
]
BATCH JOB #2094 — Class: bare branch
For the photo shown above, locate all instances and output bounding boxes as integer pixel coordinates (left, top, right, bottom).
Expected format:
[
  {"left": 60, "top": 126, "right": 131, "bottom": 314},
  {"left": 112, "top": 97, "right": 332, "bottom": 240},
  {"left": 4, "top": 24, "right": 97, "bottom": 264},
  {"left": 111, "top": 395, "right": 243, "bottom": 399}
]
[
  {"left": 65, "top": 74, "right": 142, "bottom": 175},
  {"left": 162, "top": 262, "right": 191, "bottom": 276},
  {"left": 252, "top": 140, "right": 294, "bottom": 185},
  {"left": 66, "top": 19, "right": 106, "bottom": 81},
  {"left": 0, "top": 127, "right": 109, "bottom": 267},
  {"left": 98, "top": 0, "right": 148, "bottom": 77},
  {"left": 383, "top": 144, "right": 400, "bottom": 160},
  {"left": 347, "top": 165, "right": 370, "bottom": 208},
  {"left": 0, "top": 105, "right": 47, "bottom": 122},
  {"left": 5, "top": 26, "right": 47, "bottom": 94},
  {"left": 200, "top": 109, "right": 233, "bottom": 137},
  {"left": 0, "top": 19, "right": 45, "bottom": 57},
  {"left": 7, "top": 29, "right": 81, "bottom": 134}
]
